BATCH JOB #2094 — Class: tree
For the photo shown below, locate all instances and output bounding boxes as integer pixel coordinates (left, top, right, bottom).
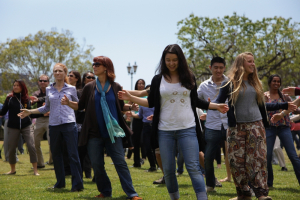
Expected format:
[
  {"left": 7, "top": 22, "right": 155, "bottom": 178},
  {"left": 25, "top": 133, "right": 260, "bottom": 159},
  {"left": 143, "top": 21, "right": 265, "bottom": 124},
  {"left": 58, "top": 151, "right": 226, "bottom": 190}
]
[
  {"left": 0, "top": 29, "right": 94, "bottom": 93},
  {"left": 177, "top": 13, "right": 300, "bottom": 89}
]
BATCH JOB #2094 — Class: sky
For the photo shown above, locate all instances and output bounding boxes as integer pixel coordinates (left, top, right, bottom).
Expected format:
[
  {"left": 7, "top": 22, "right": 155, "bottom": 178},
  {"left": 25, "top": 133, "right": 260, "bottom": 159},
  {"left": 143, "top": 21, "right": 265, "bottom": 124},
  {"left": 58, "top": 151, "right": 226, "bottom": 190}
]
[{"left": 1, "top": 0, "right": 300, "bottom": 90}]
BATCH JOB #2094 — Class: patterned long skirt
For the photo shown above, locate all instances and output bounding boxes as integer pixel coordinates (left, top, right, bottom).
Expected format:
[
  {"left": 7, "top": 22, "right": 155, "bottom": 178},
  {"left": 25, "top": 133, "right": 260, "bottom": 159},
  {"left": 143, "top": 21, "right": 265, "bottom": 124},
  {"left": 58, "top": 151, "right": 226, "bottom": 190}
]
[{"left": 227, "top": 120, "right": 269, "bottom": 198}]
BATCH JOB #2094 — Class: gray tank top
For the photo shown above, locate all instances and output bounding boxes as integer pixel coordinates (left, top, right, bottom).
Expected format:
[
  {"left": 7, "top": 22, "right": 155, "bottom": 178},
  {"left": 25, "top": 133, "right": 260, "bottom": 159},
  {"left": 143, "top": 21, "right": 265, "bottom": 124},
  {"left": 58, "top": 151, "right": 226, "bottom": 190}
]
[{"left": 234, "top": 80, "right": 262, "bottom": 123}]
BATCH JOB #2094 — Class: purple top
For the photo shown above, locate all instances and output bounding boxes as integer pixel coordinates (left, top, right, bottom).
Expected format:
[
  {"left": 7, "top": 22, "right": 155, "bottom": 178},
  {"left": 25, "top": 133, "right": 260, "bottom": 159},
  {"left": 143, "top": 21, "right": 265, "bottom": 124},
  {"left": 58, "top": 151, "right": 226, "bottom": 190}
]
[
  {"left": 138, "top": 106, "right": 154, "bottom": 123},
  {"left": 38, "top": 83, "right": 78, "bottom": 126}
]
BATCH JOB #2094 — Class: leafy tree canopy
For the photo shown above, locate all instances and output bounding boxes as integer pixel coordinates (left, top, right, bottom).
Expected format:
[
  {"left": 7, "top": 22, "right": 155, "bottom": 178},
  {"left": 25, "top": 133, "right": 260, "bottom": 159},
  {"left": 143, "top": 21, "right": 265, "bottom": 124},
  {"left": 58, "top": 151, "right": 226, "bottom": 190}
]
[
  {"left": 0, "top": 29, "right": 94, "bottom": 93},
  {"left": 177, "top": 13, "right": 300, "bottom": 89}
]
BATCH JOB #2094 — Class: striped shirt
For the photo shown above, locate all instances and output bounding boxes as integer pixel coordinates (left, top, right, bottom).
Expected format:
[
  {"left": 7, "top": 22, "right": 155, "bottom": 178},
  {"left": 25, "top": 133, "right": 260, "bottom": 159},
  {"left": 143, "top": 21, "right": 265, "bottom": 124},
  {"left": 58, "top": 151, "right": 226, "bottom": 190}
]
[{"left": 38, "top": 83, "right": 78, "bottom": 126}]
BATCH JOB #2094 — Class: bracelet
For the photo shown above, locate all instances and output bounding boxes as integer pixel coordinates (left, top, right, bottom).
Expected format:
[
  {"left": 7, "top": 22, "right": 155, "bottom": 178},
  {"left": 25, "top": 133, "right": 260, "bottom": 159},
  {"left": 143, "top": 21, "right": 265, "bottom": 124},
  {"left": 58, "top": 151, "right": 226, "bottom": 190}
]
[{"left": 280, "top": 111, "right": 286, "bottom": 116}]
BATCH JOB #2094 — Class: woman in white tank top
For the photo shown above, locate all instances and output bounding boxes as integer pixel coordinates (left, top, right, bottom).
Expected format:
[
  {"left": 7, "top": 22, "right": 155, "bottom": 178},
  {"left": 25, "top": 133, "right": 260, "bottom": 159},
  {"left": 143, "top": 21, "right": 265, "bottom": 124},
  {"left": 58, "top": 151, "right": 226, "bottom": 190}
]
[{"left": 118, "top": 44, "right": 228, "bottom": 200}]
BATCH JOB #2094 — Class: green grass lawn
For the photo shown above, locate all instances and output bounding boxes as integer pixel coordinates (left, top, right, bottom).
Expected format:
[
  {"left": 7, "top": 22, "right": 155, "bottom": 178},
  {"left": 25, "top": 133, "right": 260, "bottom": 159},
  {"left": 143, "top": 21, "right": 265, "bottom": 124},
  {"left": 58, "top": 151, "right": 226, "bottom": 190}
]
[{"left": 0, "top": 140, "right": 300, "bottom": 200}]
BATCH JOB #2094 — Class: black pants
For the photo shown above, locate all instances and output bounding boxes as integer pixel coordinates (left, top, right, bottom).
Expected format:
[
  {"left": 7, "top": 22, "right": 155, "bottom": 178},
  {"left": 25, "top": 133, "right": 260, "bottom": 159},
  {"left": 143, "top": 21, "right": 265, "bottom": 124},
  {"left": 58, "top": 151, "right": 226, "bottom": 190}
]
[
  {"left": 142, "top": 123, "right": 156, "bottom": 168},
  {"left": 132, "top": 118, "right": 143, "bottom": 166}
]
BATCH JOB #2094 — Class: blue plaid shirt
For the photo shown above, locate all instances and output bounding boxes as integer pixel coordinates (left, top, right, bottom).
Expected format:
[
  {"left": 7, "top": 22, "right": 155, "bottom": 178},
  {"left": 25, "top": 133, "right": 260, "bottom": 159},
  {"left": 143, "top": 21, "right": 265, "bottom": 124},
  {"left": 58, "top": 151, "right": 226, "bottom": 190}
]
[{"left": 38, "top": 83, "right": 78, "bottom": 126}]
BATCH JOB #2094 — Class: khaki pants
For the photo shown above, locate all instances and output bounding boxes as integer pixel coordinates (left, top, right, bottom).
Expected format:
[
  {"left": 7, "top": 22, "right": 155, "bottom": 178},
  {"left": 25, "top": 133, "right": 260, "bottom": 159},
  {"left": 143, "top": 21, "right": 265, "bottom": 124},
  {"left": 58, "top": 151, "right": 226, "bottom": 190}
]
[
  {"left": 34, "top": 117, "right": 52, "bottom": 166},
  {"left": 8, "top": 126, "right": 37, "bottom": 164}
]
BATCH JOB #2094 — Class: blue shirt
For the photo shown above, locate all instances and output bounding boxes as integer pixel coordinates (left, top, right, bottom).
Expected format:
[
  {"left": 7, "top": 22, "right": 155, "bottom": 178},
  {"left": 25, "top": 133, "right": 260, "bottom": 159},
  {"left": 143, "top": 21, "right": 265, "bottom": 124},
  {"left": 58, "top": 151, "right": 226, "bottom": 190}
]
[
  {"left": 138, "top": 106, "right": 154, "bottom": 123},
  {"left": 94, "top": 87, "right": 119, "bottom": 138},
  {"left": 197, "top": 75, "right": 228, "bottom": 130},
  {"left": 38, "top": 83, "right": 78, "bottom": 126}
]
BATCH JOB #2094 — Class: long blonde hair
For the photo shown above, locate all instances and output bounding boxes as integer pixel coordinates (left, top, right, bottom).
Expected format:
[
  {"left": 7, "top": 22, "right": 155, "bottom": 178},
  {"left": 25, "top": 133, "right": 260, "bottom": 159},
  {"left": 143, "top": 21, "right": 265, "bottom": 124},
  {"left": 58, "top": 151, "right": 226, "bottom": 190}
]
[{"left": 224, "top": 52, "right": 264, "bottom": 106}]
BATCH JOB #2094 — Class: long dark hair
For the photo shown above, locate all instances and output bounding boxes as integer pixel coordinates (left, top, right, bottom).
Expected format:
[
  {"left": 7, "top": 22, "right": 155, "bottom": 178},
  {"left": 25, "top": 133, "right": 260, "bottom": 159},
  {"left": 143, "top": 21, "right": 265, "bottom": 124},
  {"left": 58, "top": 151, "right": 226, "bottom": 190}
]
[
  {"left": 268, "top": 74, "right": 285, "bottom": 101},
  {"left": 156, "top": 44, "right": 194, "bottom": 90},
  {"left": 82, "top": 71, "right": 95, "bottom": 88},
  {"left": 69, "top": 70, "right": 82, "bottom": 89},
  {"left": 7, "top": 80, "right": 29, "bottom": 105},
  {"left": 134, "top": 79, "right": 145, "bottom": 90}
]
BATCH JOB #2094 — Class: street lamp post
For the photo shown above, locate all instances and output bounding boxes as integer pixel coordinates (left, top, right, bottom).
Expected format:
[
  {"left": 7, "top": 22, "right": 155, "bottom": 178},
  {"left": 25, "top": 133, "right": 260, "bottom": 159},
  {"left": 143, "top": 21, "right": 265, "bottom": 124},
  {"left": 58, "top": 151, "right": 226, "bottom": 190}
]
[{"left": 127, "top": 62, "right": 138, "bottom": 90}]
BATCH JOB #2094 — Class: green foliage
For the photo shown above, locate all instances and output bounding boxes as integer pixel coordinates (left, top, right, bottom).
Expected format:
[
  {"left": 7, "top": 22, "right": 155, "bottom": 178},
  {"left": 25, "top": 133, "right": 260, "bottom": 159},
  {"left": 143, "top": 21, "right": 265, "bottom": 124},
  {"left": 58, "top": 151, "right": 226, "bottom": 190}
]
[
  {"left": 0, "top": 29, "right": 94, "bottom": 93},
  {"left": 177, "top": 13, "right": 300, "bottom": 89},
  {"left": 0, "top": 94, "right": 7, "bottom": 104}
]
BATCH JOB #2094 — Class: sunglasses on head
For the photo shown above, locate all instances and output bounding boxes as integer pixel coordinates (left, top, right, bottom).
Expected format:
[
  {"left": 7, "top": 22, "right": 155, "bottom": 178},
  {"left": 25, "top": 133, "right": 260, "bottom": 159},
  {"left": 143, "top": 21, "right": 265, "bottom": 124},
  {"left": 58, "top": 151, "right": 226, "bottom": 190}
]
[
  {"left": 39, "top": 80, "right": 48, "bottom": 83},
  {"left": 86, "top": 76, "right": 95, "bottom": 80}
]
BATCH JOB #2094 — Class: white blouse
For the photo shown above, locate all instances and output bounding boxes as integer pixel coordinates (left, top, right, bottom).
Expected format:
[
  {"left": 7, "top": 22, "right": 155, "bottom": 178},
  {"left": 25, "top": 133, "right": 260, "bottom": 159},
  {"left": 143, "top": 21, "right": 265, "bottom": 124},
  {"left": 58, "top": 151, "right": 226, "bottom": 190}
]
[{"left": 158, "top": 76, "right": 196, "bottom": 130}]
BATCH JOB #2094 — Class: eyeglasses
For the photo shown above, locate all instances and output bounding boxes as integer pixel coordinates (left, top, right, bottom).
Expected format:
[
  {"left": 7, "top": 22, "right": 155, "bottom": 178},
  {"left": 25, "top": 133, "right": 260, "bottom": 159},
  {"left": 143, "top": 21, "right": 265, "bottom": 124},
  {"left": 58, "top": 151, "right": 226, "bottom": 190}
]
[
  {"left": 39, "top": 80, "right": 48, "bottom": 83},
  {"left": 67, "top": 74, "right": 75, "bottom": 78},
  {"left": 86, "top": 76, "right": 95, "bottom": 80}
]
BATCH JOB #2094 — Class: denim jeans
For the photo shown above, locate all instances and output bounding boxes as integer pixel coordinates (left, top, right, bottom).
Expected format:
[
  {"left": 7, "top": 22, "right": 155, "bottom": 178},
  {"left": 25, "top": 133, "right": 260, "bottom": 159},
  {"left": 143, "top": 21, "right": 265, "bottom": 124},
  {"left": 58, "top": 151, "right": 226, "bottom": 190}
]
[
  {"left": 49, "top": 123, "right": 83, "bottom": 190},
  {"left": 204, "top": 126, "right": 226, "bottom": 187},
  {"left": 266, "top": 126, "right": 300, "bottom": 186},
  {"left": 87, "top": 137, "right": 138, "bottom": 198},
  {"left": 158, "top": 126, "right": 207, "bottom": 200},
  {"left": 177, "top": 144, "right": 184, "bottom": 174}
]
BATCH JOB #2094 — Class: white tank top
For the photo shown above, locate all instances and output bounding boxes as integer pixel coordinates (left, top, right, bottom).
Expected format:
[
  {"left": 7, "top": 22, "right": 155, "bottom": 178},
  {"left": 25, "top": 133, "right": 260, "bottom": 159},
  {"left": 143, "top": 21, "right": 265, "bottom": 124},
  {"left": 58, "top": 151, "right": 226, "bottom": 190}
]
[{"left": 158, "top": 76, "right": 196, "bottom": 130}]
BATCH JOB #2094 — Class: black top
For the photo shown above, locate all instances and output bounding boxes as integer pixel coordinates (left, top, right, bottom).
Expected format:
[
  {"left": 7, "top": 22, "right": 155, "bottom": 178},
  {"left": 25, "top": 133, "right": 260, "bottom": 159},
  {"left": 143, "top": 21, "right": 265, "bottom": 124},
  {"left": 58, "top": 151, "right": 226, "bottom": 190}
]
[
  {"left": 147, "top": 74, "right": 210, "bottom": 151},
  {"left": 215, "top": 81, "right": 289, "bottom": 128},
  {"left": 0, "top": 93, "right": 32, "bottom": 129}
]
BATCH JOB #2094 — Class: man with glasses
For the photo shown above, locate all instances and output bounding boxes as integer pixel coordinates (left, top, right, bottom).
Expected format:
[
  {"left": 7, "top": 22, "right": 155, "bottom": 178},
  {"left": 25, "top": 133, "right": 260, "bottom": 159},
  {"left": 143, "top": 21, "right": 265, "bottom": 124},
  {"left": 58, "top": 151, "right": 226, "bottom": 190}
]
[{"left": 31, "top": 74, "right": 52, "bottom": 168}]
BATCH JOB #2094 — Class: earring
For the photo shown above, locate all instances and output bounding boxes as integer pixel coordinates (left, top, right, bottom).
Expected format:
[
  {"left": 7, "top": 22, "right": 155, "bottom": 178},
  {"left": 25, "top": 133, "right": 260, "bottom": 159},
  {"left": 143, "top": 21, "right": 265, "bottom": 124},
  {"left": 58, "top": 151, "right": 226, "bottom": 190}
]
[{"left": 104, "top": 70, "right": 107, "bottom": 73}]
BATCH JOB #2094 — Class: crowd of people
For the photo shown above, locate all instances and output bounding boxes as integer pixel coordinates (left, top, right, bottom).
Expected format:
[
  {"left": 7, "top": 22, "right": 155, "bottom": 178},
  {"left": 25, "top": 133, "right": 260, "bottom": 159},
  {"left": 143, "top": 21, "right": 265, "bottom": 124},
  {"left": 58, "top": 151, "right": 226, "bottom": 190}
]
[{"left": 1, "top": 44, "right": 300, "bottom": 200}]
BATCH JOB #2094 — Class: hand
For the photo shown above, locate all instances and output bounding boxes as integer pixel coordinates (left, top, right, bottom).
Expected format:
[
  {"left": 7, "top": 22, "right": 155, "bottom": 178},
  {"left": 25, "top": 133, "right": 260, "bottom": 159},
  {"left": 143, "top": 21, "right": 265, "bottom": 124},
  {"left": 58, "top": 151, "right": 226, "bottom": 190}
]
[
  {"left": 118, "top": 90, "right": 132, "bottom": 101},
  {"left": 207, "top": 97, "right": 211, "bottom": 102},
  {"left": 126, "top": 116, "right": 131, "bottom": 121},
  {"left": 217, "top": 104, "right": 229, "bottom": 114},
  {"left": 282, "top": 87, "right": 296, "bottom": 96},
  {"left": 129, "top": 147, "right": 134, "bottom": 150},
  {"left": 125, "top": 111, "right": 133, "bottom": 118},
  {"left": 17, "top": 109, "right": 31, "bottom": 119},
  {"left": 287, "top": 102, "right": 297, "bottom": 112},
  {"left": 44, "top": 112, "right": 50, "bottom": 117},
  {"left": 61, "top": 94, "right": 70, "bottom": 105},
  {"left": 146, "top": 114, "right": 153, "bottom": 121},
  {"left": 270, "top": 113, "right": 284, "bottom": 123},
  {"left": 131, "top": 103, "right": 139, "bottom": 111},
  {"left": 200, "top": 113, "right": 207, "bottom": 121},
  {"left": 30, "top": 96, "right": 38, "bottom": 103}
]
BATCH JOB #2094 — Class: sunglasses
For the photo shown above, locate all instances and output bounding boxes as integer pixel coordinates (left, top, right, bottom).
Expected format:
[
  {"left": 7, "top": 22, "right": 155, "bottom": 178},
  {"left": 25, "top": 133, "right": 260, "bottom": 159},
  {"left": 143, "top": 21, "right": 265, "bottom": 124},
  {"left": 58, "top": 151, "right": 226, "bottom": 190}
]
[
  {"left": 39, "top": 80, "right": 48, "bottom": 83},
  {"left": 92, "top": 62, "right": 102, "bottom": 67},
  {"left": 86, "top": 76, "right": 95, "bottom": 80},
  {"left": 67, "top": 74, "right": 75, "bottom": 78}
]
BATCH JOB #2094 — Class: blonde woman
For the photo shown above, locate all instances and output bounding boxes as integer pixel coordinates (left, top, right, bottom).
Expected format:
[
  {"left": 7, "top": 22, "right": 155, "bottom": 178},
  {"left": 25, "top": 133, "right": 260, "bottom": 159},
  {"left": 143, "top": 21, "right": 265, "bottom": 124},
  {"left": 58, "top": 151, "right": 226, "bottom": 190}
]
[{"left": 215, "top": 52, "right": 296, "bottom": 200}]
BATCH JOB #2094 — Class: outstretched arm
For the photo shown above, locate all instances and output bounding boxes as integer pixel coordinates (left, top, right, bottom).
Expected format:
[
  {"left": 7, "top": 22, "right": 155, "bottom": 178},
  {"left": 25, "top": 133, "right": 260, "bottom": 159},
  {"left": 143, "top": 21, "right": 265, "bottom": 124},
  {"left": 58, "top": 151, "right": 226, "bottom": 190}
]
[
  {"left": 118, "top": 90, "right": 149, "bottom": 107},
  {"left": 127, "top": 90, "right": 148, "bottom": 97}
]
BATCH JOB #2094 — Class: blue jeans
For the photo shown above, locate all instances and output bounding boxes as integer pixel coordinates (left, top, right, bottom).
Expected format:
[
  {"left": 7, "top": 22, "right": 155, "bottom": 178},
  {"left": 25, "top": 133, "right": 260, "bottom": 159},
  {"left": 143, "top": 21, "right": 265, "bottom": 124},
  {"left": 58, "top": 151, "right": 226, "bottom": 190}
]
[
  {"left": 49, "top": 123, "right": 83, "bottom": 190},
  {"left": 204, "top": 126, "right": 226, "bottom": 187},
  {"left": 177, "top": 144, "right": 184, "bottom": 174},
  {"left": 87, "top": 137, "right": 138, "bottom": 198},
  {"left": 158, "top": 126, "right": 207, "bottom": 200},
  {"left": 266, "top": 126, "right": 300, "bottom": 186}
]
